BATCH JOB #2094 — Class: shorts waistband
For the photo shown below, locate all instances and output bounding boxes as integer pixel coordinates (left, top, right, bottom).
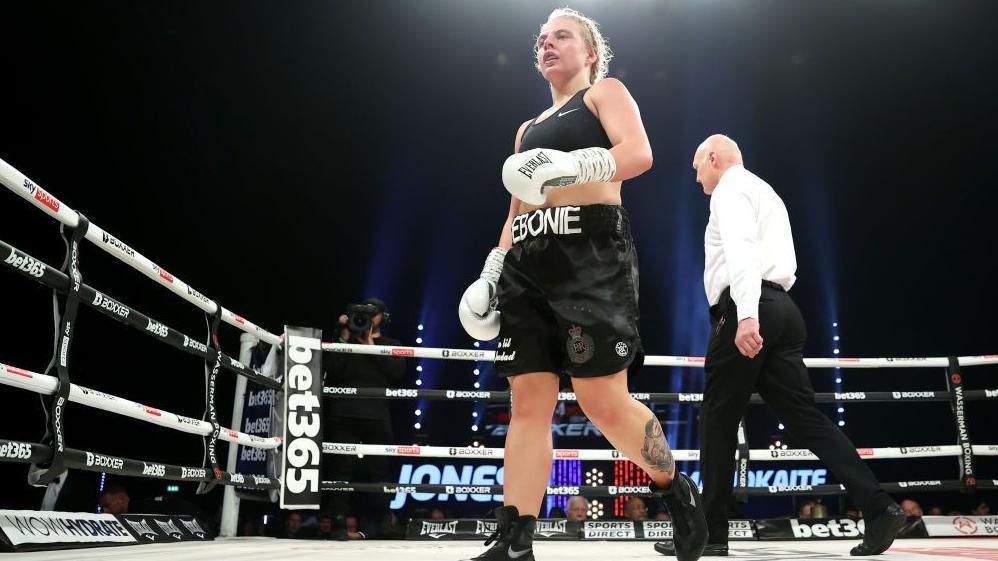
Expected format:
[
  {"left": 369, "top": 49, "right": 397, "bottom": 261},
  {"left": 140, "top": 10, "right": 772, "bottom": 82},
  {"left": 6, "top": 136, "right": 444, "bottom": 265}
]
[{"left": 511, "top": 204, "right": 630, "bottom": 245}]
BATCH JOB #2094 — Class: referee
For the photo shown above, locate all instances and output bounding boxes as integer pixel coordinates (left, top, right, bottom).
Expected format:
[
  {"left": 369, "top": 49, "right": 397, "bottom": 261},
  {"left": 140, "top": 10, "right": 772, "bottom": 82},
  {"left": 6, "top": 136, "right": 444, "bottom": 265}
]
[{"left": 657, "top": 135, "right": 904, "bottom": 557}]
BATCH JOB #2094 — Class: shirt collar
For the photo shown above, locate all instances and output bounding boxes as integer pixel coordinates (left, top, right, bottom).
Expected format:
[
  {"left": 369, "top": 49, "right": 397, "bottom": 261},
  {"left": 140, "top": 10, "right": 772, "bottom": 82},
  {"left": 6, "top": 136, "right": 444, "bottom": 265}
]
[{"left": 718, "top": 163, "right": 745, "bottom": 185}]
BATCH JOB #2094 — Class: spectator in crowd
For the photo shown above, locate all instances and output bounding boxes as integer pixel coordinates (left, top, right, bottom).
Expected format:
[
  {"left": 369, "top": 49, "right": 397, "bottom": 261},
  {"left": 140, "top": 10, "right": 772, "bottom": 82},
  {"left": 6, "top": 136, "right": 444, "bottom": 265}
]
[
  {"left": 99, "top": 484, "right": 130, "bottom": 515},
  {"left": 313, "top": 513, "right": 338, "bottom": 540},
  {"left": 566, "top": 497, "right": 589, "bottom": 521},
  {"left": 279, "top": 512, "right": 305, "bottom": 539},
  {"left": 845, "top": 507, "right": 861, "bottom": 521},
  {"left": 548, "top": 506, "right": 567, "bottom": 519},
  {"left": 378, "top": 512, "right": 406, "bottom": 540},
  {"left": 431, "top": 508, "right": 446, "bottom": 520},
  {"left": 926, "top": 506, "right": 944, "bottom": 516},
  {"left": 900, "top": 499, "right": 923, "bottom": 518},
  {"left": 344, "top": 515, "right": 367, "bottom": 540},
  {"left": 654, "top": 512, "right": 672, "bottom": 521},
  {"left": 798, "top": 499, "right": 817, "bottom": 519},
  {"left": 239, "top": 517, "right": 261, "bottom": 536},
  {"left": 972, "top": 500, "right": 990, "bottom": 516},
  {"left": 624, "top": 497, "right": 648, "bottom": 522}
]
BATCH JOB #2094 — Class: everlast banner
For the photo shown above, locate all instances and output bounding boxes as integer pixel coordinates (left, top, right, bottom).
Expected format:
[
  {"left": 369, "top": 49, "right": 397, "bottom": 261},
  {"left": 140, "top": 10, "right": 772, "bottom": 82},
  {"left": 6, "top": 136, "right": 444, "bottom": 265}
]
[
  {"left": 116, "top": 514, "right": 213, "bottom": 543},
  {"left": 405, "top": 518, "right": 582, "bottom": 540},
  {"left": 281, "top": 326, "right": 323, "bottom": 509}
]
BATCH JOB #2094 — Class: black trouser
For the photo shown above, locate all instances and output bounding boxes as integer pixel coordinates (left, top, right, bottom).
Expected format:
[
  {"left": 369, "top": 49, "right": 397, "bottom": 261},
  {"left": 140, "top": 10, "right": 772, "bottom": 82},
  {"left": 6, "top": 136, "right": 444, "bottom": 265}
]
[
  {"left": 322, "top": 417, "right": 393, "bottom": 525},
  {"left": 700, "top": 283, "right": 892, "bottom": 543}
]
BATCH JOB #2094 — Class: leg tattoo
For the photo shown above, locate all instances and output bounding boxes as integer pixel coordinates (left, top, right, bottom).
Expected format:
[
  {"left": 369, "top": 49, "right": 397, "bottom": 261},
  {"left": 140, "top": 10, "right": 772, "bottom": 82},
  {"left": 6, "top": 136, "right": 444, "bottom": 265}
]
[{"left": 641, "top": 415, "right": 675, "bottom": 475}]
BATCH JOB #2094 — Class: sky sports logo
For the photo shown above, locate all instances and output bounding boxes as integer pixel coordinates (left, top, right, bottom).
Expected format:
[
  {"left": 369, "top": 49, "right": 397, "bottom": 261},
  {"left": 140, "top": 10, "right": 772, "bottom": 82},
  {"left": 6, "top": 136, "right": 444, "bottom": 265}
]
[{"left": 23, "top": 178, "right": 61, "bottom": 212}]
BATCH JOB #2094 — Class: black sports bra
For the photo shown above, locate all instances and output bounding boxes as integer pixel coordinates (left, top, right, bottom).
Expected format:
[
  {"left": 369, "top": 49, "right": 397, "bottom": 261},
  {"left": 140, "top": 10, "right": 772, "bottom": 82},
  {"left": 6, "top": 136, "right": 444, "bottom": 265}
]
[{"left": 518, "top": 88, "right": 613, "bottom": 153}]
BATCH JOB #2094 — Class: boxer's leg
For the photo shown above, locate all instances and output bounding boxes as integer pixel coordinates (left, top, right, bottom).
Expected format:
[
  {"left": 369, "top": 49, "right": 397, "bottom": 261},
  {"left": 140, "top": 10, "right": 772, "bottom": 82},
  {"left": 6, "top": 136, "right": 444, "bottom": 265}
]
[
  {"left": 503, "top": 372, "right": 560, "bottom": 516},
  {"left": 572, "top": 370, "right": 674, "bottom": 484}
]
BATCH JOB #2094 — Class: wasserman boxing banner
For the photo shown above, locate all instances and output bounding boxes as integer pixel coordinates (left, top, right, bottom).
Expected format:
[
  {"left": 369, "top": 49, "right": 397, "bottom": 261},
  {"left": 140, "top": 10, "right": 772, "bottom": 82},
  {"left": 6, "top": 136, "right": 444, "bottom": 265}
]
[
  {"left": 921, "top": 515, "right": 998, "bottom": 537},
  {"left": 281, "top": 326, "right": 323, "bottom": 509}
]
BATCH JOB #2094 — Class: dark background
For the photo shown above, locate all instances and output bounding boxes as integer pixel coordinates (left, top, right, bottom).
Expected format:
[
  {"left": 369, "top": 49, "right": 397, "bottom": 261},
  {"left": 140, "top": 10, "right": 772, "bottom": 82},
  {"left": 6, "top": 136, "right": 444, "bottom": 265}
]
[{"left": 1, "top": 1, "right": 995, "bottom": 520}]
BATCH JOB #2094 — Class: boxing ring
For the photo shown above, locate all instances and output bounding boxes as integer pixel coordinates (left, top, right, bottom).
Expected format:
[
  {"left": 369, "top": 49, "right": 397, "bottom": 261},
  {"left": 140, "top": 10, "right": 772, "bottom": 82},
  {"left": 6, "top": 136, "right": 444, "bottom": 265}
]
[
  {"left": 1, "top": 155, "right": 996, "bottom": 559},
  {"left": 11, "top": 536, "right": 998, "bottom": 561}
]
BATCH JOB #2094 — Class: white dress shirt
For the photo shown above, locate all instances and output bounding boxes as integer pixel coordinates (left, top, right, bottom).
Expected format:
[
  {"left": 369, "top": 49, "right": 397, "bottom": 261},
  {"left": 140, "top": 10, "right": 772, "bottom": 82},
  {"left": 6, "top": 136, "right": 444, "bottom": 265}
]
[{"left": 704, "top": 164, "right": 797, "bottom": 321}]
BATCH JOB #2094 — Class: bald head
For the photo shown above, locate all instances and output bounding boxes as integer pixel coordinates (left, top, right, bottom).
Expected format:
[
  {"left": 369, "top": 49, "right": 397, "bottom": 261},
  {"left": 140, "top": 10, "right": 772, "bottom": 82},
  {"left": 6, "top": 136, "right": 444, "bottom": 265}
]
[
  {"left": 692, "top": 134, "right": 744, "bottom": 195},
  {"left": 696, "top": 134, "right": 742, "bottom": 161},
  {"left": 566, "top": 496, "right": 588, "bottom": 520}
]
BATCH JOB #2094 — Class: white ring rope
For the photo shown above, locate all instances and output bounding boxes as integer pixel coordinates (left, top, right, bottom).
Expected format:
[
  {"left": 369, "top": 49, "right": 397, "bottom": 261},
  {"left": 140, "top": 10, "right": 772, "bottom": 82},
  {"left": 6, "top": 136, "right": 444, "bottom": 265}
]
[
  {"left": 0, "top": 156, "right": 279, "bottom": 345},
  {"left": 0, "top": 362, "right": 280, "bottom": 450},
  {"left": 322, "top": 442, "right": 998, "bottom": 462},
  {"left": 3, "top": 154, "right": 994, "bottom": 364},
  {"left": 322, "top": 342, "right": 998, "bottom": 369}
]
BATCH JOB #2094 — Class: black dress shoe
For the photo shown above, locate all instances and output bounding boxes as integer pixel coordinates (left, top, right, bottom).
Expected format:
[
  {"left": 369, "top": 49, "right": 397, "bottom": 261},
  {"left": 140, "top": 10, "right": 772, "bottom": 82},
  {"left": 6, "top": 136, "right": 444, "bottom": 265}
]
[
  {"left": 850, "top": 503, "right": 906, "bottom": 556},
  {"left": 655, "top": 541, "right": 728, "bottom": 557}
]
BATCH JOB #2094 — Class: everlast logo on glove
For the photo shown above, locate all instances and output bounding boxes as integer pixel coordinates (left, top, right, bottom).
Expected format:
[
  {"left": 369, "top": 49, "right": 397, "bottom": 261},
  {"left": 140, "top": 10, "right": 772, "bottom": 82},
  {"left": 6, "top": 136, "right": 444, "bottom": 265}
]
[
  {"left": 280, "top": 326, "right": 323, "bottom": 509},
  {"left": 515, "top": 151, "right": 552, "bottom": 179}
]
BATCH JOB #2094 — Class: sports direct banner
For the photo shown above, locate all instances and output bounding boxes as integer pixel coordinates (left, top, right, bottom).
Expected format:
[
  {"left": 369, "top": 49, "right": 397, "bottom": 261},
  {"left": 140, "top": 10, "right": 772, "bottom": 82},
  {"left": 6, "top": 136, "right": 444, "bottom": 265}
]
[{"left": 280, "top": 326, "right": 323, "bottom": 509}]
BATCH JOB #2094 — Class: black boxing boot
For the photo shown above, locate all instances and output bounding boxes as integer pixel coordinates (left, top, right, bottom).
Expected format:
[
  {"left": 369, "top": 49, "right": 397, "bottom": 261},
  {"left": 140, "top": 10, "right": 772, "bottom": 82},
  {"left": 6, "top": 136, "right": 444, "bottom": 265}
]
[
  {"left": 652, "top": 473, "right": 707, "bottom": 561},
  {"left": 461, "top": 505, "right": 536, "bottom": 561}
]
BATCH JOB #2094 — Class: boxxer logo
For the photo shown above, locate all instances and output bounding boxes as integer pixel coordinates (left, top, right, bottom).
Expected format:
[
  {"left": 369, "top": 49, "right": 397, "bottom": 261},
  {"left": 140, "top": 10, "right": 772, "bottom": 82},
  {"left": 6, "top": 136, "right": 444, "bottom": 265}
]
[
  {"left": 181, "top": 467, "right": 206, "bottom": 479},
  {"left": 85, "top": 452, "right": 124, "bottom": 470},
  {"left": 101, "top": 232, "right": 135, "bottom": 257},
  {"left": 183, "top": 335, "right": 208, "bottom": 354},
  {"left": 92, "top": 292, "right": 130, "bottom": 318}
]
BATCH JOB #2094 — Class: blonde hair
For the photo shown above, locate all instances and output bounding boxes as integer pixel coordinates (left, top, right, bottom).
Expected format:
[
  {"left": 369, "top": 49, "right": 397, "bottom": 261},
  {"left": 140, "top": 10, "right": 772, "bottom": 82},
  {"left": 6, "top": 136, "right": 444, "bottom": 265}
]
[{"left": 535, "top": 8, "right": 612, "bottom": 84}]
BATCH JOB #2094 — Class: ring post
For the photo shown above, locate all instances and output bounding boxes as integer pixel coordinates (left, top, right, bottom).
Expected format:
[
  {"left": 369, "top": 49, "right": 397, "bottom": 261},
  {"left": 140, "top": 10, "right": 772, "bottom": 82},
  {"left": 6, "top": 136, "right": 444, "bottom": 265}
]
[{"left": 220, "top": 333, "right": 259, "bottom": 537}]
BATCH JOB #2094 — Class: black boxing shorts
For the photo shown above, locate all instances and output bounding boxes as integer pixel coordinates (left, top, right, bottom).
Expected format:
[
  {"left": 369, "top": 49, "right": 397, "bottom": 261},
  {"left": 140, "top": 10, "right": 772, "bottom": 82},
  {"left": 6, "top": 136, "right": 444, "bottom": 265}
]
[{"left": 495, "top": 204, "right": 642, "bottom": 378}]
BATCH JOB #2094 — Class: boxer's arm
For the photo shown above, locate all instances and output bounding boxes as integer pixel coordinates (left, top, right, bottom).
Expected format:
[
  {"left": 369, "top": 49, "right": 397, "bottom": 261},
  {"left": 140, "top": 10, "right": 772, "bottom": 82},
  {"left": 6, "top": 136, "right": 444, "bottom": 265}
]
[
  {"left": 498, "top": 196, "right": 519, "bottom": 249},
  {"left": 589, "top": 77, "right": 653, "bottom": 182},
  {"left": 498, "top": 120, "right": 530, "bottom": 248}
]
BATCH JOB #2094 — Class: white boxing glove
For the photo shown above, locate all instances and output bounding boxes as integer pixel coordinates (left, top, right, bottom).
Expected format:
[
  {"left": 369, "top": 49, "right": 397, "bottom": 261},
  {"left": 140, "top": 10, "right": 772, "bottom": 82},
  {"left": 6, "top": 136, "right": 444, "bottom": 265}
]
[
  {"left": 501, "top": 147, "right": 617, "bottom": 205},
  {"left": 459, "top": 247, "right": 507, "bottom": 340}
]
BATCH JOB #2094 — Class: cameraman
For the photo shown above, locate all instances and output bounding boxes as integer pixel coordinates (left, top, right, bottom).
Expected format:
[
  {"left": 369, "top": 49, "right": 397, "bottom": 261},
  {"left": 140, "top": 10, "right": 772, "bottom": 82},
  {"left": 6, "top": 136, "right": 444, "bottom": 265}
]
[{"left": 323, "top": 298, "right": 406, "bottom": 534}]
